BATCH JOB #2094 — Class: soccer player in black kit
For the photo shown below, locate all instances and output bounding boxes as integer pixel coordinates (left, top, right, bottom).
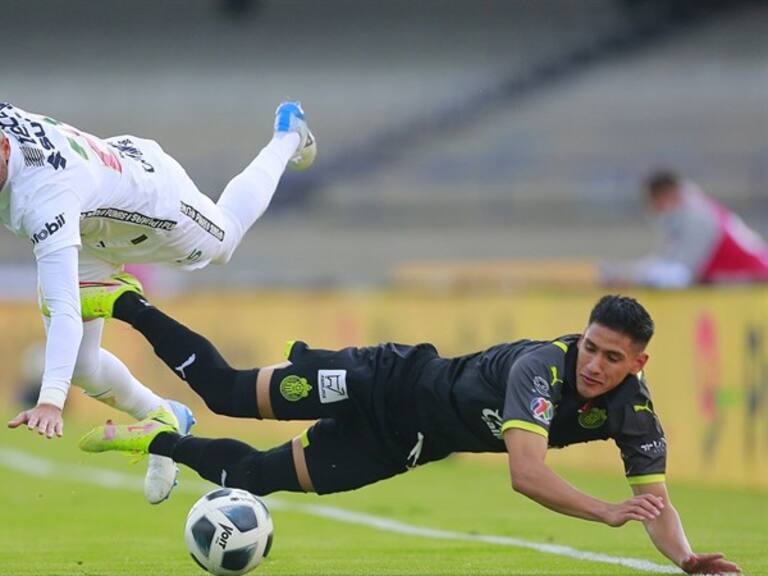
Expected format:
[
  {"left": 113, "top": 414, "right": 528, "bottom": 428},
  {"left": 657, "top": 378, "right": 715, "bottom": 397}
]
[{"left": 79, "top": 278, "right": 740, "bottom": 575}]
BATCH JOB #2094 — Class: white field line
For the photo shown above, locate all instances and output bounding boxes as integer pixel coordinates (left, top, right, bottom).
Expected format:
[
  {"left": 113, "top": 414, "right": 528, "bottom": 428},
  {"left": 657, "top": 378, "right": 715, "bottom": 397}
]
[{"left": 0, "top": 446, "right": 680, "bottom": 574}]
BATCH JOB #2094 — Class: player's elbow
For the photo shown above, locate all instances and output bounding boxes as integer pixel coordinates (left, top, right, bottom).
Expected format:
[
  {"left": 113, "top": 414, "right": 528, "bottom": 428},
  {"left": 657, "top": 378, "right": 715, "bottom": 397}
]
[
  {"left": 510, "top": 476, "right": 532, "bottom": 495},
  {"left": 509, "top": 465, "right": 538, "bottom": 495}
]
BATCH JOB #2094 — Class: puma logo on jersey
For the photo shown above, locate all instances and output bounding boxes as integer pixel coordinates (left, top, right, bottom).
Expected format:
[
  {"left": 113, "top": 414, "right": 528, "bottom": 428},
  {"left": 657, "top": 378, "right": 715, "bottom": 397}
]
[
  {"left": 174, "top": 353, "right": 196, "bottom": 380},
  {"left": 30, "top": 214, "right": 66, "bottom": 245},
  {"left": 481, "top": 408, "right": 504, "bottom": 439}
]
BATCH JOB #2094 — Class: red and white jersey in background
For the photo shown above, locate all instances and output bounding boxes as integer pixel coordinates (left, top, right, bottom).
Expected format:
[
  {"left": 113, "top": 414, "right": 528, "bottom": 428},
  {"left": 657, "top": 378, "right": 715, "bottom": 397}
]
[
  {"left": 601, "top": 183, "right": 768, "bottom": 288},
  {"left": 658, "top": 184, "right": 768, "bottom": 283},
  {"left": 697, "top": 193, "right": 768, "bottom": 282}
]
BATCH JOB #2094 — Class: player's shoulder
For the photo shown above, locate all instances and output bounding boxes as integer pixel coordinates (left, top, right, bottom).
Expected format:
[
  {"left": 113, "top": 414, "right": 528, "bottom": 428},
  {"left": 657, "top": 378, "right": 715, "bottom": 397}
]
[
  {"left": 616, "top": 370, "right": 653, "bottom": 401},
  {"left": 0, "top": 101, "right": 19, "bottom": 117},
  {"left": 514, "top": 334, "right": 578, "bottom": 365},
  {"left": 605, "top": 371, "right": 660, "bottom": 426},
  {"left": 1, "top": 102, "right": 39, "bottom": 136},
  {"left": 3, "top": 107, "right": 77, "bottom": 184},
  {"left": 1, "top": 102, "right": 24, "bottom": 142},
  {"left": 494, "top": 336, "right": 576, "bottom": 394}
]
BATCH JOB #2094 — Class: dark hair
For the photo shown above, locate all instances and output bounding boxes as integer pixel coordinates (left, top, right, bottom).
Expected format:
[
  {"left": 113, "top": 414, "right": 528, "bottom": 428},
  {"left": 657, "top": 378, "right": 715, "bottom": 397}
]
[
  {"left": 644, "top": 169, "right": 680, "bottom": 199},
  {"left": 588, "top": 295, "right": 654, "bottom": 347}
]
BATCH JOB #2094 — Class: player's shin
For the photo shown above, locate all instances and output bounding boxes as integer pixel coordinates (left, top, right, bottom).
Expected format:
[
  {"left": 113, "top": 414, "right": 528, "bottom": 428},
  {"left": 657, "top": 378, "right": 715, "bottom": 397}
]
[
  {"left": 150, "top": 434, "right": 302, "bottom": 496},
  {"left": 115, "top": 293, "right": 261, "bottom": 418}
]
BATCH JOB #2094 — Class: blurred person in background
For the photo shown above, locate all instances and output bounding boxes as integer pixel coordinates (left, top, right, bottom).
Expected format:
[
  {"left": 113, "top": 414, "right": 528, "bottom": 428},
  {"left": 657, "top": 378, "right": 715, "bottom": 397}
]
[
  {"left": 0, "top": 101, "right": 315, "bottom": 504},
  {"left": 601, "top": 170, "right": 768, "bottom": 288}
]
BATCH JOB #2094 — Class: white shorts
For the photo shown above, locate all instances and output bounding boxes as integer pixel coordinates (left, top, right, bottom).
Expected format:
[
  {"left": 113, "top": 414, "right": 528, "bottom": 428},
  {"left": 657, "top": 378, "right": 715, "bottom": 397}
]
[{"left": 79, "top": 149, "right": 239, "bottom": 272}]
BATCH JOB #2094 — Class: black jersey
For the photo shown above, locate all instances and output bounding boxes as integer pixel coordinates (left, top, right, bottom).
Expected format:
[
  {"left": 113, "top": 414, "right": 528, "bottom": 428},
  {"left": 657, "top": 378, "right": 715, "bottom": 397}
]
[{"left": 398, "top": 335, "right": 667, "bottom": 484}]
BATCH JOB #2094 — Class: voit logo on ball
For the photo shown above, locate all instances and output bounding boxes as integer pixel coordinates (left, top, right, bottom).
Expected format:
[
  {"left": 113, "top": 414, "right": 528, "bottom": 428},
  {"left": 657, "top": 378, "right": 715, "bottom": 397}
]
[{"left": 30, "top": 213, "right": 66, "bottom": 245}]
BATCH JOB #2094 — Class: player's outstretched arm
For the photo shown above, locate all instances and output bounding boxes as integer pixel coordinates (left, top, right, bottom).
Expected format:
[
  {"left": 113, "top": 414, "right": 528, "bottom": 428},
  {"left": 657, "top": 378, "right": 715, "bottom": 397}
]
[
  {"left": 8, "top": 246, "right": 84, "bottom": 439},
  {"left": 503, "top": 428, "right": 664, "bottom": 525},
  {"left": 632, "top": 482, "right": 741, "bottom": 575}
]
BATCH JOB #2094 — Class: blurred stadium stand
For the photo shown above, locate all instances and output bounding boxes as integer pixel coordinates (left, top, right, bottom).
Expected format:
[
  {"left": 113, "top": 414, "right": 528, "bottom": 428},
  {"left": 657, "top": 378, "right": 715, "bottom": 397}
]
[{"left": 2, "top": 0, "right": 767, "bottom": 289}]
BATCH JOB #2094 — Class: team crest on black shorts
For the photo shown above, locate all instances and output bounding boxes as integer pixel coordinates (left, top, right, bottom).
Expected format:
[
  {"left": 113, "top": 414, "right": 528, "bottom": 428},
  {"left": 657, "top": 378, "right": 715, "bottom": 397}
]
[{"left": 279, "top": 375, "right": 312, "bottom": 402}]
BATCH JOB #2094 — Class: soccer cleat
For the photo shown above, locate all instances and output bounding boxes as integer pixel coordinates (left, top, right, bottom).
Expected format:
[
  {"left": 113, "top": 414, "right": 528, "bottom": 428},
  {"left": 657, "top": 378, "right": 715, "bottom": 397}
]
[
  {"left": 40, "top": 272, "right": 145, "bottom": 319},
  {"left": 168, "top": 399, "right": 196, "bottom": 436},
  {"left": 78, "top": 272, "right": 145, "bottom": 320},
  {"left": 78, "top": 406, "right": 179, "bottom": 455},
  {"left": 144, "top": 401, "right": 196, "bottom": 504},
  {"left": 145, "top": 454, "right": 178, "bottom": 505},
  {"left": 274, "top": 101, "right": 317, "bottom": 171}
]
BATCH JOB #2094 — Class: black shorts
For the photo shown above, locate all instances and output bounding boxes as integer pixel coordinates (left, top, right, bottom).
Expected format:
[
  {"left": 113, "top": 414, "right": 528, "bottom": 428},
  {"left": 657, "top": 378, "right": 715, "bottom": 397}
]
[{"left": 267, "top": 341, "right": 437, "bottom": 494}]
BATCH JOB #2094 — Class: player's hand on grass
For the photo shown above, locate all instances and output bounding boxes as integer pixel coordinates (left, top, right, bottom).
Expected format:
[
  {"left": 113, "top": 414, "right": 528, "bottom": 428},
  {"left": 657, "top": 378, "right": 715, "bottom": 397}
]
[
  {"left": 681, "top": 552, "right": 741, "bottom": 575},
  {"left": 602, "top": 493, "right": 664, "bottom": 527},
  {"left": 8, "top": 403, "right": 63, "bottom": 439}
]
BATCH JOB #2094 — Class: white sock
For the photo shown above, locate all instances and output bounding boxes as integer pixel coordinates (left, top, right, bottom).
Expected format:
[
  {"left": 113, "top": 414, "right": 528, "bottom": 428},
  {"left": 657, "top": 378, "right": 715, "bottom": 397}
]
[
  {"left": 215, "top": 133, "right": 300, "bottom": 260},
  {"left": 66, "top": 306, "right": 165, "bottom": 421},
  {"left": 74, "top": 347, "right": 166, "bottom": 420}
]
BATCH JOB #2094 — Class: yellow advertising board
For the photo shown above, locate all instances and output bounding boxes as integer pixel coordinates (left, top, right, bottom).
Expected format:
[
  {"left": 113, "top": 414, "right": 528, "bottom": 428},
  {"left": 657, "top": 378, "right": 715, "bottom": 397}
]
[{"left": 1, "top": 286, "right": 766, "bottom": 488}]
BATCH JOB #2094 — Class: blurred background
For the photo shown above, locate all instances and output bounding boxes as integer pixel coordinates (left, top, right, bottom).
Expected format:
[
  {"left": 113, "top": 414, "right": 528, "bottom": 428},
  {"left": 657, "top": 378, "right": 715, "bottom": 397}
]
[
  {"left": 3, "top": 0, "right": 768, "bottom": 289},
  {"left": 2, "top": 0, "right": 768, "bottom": 489}
]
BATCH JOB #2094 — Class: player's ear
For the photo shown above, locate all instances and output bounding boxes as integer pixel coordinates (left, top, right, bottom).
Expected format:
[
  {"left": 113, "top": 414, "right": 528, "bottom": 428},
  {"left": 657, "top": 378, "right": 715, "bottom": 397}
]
[{"left": 632, "top": 351, "right": 649, "bottom": 374}]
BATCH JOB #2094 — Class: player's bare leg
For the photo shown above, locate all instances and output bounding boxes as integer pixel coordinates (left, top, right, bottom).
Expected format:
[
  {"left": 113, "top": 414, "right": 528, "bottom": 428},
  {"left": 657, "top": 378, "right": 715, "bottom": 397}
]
[
  {"left": 291, "top": 434, "right": 316, "bottom": 492},
  {"left": 255, "top": 363, "right": 290, "bottom": 419}
]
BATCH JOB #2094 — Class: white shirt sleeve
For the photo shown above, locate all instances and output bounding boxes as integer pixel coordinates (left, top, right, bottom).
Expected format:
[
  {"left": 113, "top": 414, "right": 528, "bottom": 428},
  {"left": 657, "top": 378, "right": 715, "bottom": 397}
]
[
  {"left": 626, "top": 257, "right": 694, "bottom": 288},
  {"left": 599, "top": 257, "right": 693, "bottom": 289},
  {"left": 654, "top": 193, "right": 720, "bottom": 275},
  {"left": 36, "top": 245, "right": 83, "bottom": 409},
  {"left": 21, "top": 186, "right": 82, "bottom": 260}
]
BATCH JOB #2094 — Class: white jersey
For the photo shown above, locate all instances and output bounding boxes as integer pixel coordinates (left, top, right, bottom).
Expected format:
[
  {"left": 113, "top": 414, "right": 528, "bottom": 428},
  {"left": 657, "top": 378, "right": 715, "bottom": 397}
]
[
  {"left": 0, "top": 102, "right": 293, "bottom": 409},
  {"left": 0, "top": 102, "right": 235, "bottom": 409},
  {"left": 0, "top": 102, "right": 224, "bottom": 270}
]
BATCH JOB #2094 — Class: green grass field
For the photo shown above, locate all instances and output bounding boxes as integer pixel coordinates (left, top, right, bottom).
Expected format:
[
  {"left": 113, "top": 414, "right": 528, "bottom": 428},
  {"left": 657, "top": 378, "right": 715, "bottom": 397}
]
[{"left": 0, "top": 416, "right": 764, "bottom": 576}]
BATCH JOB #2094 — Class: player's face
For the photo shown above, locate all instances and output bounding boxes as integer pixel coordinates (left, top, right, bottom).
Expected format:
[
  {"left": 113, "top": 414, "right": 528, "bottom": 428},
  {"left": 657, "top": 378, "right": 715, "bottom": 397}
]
[
  {"left": 648, "top": 186, "right": 681, "bottom": 214},
  {"left": 0, "top": 135, "right": 9, "bottom": 190},
  {"left": 575, "top": 323, "right": 648, "bottom": 399}
]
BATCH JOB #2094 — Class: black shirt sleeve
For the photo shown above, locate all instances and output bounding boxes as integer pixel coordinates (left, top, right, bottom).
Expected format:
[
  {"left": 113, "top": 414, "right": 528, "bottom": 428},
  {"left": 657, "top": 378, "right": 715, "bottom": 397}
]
[
  {"left": 500, "top": 345, "right": 564, "bottom": 438},
  {"left": 613, "top": 383, "right": 667, "bottom": 484}
]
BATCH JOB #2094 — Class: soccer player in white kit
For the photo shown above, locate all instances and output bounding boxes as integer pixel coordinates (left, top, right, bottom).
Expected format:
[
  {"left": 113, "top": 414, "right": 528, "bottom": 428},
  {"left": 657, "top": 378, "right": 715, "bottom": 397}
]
[{"left": 0, "top": 101, "right": 316, "bottom": 503}]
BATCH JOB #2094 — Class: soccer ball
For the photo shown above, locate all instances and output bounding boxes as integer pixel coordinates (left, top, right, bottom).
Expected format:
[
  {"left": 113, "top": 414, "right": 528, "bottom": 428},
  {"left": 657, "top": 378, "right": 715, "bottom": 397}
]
[{"left": 185, "top": 488, "right": 274, "bottom": 575}]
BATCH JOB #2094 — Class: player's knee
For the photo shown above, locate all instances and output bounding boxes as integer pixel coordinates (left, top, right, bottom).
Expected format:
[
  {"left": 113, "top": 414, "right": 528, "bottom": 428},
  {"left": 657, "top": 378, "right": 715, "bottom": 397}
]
[
  {"left": 200, "top": 388, "right": 236, "bottom": 416},
  {"left": 71, "top": 342, "right": 104, "bottom": 382},
  {"left": 71, "top": 354, "right": 101, "bottom": 384},
  {"left": 197, "top": 367, "right": 255, "bottom": 417},
  {"left": 211, "top": 250, "right": 233, "bottom": 266},
  {"left": 227, "top": 452, "right": 268, "bottom": 496},
  {"left": 210, "top": 237, "right": 238, "bottom": 266}
]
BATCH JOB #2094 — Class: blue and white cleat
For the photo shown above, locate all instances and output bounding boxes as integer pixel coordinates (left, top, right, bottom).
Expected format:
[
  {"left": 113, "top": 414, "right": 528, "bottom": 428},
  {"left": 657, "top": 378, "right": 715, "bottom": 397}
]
[
  {"left": 144, "top": 400, "right": 196, "bottom": 505},
  {"left": 168, "top": 399, "right": 196, "bottom": 436},
  {"left": 274, "top": 101, "right": 317, "bottom": 171}
]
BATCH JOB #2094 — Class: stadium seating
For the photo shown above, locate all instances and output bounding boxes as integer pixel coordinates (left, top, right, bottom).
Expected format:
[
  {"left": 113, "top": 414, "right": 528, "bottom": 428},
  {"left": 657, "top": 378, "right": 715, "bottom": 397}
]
[{"left": 3, "top": 0, "right": 767, "bottom": 288}]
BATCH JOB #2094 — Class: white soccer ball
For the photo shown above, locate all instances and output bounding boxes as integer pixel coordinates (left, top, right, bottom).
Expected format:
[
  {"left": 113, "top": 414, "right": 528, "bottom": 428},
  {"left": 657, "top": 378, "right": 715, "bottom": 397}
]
[{"left": 185, "top": 488, "right": 274, "bottom": 575}]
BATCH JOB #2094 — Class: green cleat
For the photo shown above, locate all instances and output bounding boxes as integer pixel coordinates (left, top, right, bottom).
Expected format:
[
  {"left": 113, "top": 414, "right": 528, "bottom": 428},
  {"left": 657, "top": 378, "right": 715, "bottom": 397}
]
[
  {"left": 79, "top": 272, "right": 144, "bottom": 320},
  {"left": 79, "top": 407, "right": 179, "bottom": 455},
  {"left": 40, "top": 272, "right": 144, "bottom": 319}
]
